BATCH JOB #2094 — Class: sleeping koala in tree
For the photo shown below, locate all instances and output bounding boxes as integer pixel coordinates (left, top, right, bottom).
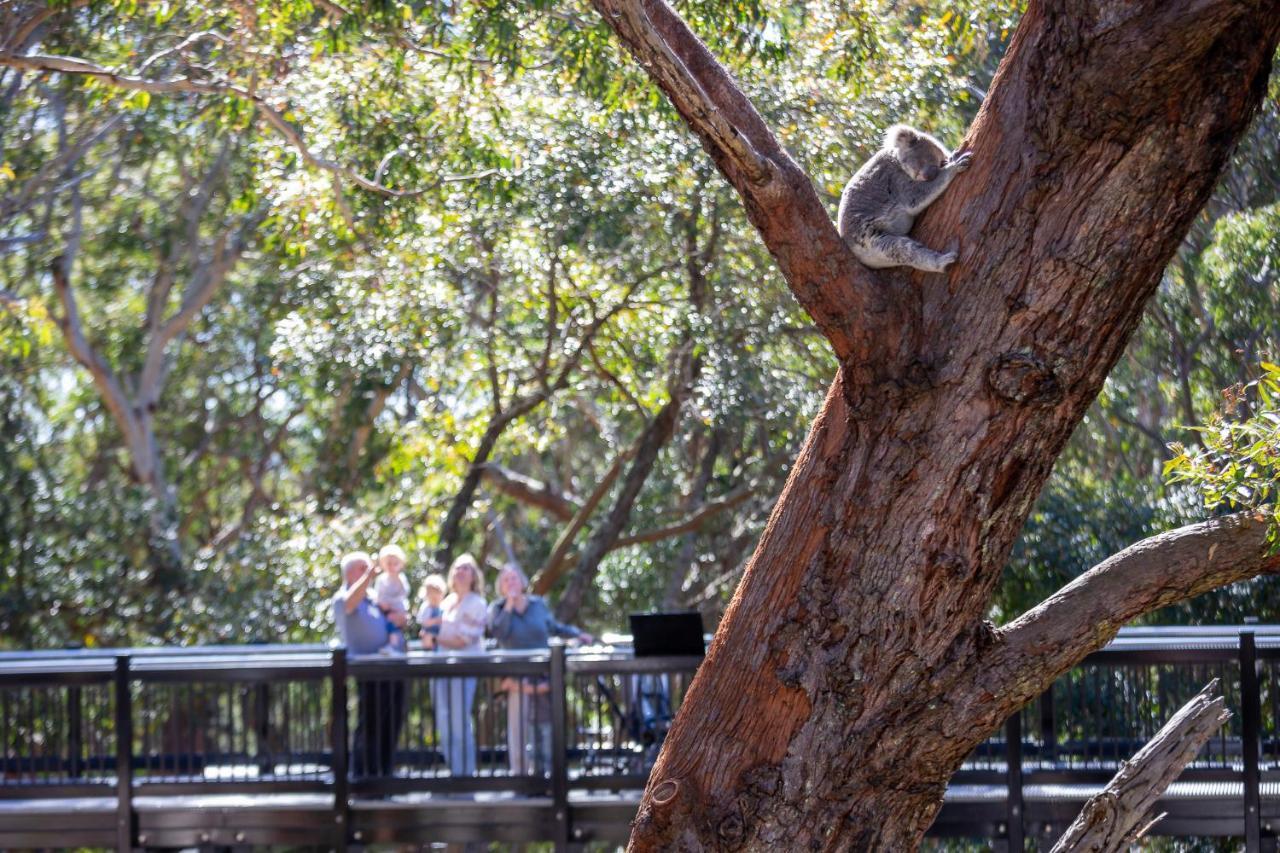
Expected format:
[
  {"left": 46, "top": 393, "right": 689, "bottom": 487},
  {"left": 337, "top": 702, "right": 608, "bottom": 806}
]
[{"left": 837, "top": 124, "right": 972, "bottom": 273}]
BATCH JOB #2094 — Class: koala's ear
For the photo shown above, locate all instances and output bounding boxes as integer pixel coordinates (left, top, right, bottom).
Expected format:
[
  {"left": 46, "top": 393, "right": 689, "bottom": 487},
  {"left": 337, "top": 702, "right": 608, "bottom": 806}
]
[{"left": 886, "top": 124, "right": 919, "bottom": 150}]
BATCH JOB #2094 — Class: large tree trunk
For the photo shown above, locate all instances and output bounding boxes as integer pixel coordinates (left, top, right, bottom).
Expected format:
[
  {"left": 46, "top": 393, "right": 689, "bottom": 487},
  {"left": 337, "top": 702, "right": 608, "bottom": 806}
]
[{"left": 587, "top": 0, "right": 1280, "bottom": 849}]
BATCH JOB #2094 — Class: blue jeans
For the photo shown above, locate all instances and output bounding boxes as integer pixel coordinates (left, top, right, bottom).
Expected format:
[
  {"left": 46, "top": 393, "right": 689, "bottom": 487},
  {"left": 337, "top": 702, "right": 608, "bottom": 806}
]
[{"left": 431, "top": 677, "right": 477, "bottom": 776}]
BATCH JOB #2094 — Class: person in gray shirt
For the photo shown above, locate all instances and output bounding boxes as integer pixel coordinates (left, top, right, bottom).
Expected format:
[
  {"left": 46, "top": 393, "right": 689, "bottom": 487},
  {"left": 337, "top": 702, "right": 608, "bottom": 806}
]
[
  {"left": 489, "top": 564, "right": 592, "bottom": 775},
  {"left": 333, "top": 551, "right": 407, "bottom": 778}
]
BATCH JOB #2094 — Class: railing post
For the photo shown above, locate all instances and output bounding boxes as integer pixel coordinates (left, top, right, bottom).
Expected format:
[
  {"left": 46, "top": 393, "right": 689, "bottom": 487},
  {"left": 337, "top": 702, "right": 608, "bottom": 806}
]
[
  {"left": 114, "top": 655, "right": 134, "bottom": 852},
  {"left": 1241, "top": 631, "right": 1262, "bottom": 852},
  {"left": 549, "top": 640, "right": 570, "bottom": 852},
  {"left": 253, "top": 682, "right": 271, "bottom": 774},
  {"left": 1005, "top": 711, "right": 1024, "bottom": 852},
  {"left": 331, "top": 648, "right": 349, "bottom": 853}
]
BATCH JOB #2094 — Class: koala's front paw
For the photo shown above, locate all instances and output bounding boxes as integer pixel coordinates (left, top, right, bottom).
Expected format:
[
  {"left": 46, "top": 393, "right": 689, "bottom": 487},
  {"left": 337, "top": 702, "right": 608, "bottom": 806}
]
[
  {"left": 937, "top": 250, "right": 958, "bottom": 271},
  {"left": 949, "top": 151, "right": 973, "bottom": 172}
]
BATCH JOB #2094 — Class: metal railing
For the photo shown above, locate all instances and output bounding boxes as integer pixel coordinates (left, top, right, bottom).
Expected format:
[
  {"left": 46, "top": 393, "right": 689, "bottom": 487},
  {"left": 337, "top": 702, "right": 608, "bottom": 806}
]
[{"left": 2, "top": 628, "right": 1279, "bottom": 849}]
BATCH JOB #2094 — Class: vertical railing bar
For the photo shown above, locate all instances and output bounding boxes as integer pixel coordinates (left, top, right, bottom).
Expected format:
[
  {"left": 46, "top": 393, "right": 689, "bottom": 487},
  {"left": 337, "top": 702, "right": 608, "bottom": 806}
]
[
  {"left": 1241, "top": 631, "right": 1262, "bottom": 852},
  {"left": 1039, "top": 684, "right": 1056, "bottom": 767},
  {"left": 114, "top": 655, "right": 134, "bottom": 852},
  {"left": 549, "top": 640, "right": 570, "bottom": 852},
  {"left": 331, "top": 648, "right": 349, "bottom": 853},
  {"left": 1005, "top": 711, "right": 1023, "bottom": 852},
  {"left": 68, "top": 683, "right": 83, "bottom": 779},
  {"left": 255, "top": 681, "right": 271, "bottom": 776}
]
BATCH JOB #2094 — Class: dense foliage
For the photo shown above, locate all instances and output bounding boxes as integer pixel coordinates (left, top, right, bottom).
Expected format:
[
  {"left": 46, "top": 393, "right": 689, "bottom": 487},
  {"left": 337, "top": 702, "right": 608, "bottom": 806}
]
[{"left": 0, "top": 0, "right": 1274, "bottom": 649}]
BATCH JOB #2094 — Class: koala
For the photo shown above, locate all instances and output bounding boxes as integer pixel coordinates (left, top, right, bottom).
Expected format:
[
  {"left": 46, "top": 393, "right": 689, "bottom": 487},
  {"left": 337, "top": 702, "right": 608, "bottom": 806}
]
[{"left": 837, "top": 124, "right": 972, "bottom": 273}]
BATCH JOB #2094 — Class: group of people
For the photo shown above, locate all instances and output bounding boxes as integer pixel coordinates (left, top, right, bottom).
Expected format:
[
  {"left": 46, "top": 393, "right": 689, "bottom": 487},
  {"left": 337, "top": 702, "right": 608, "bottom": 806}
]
[{"left": 332, "top": 548, "right": 592, "bottom": 779}]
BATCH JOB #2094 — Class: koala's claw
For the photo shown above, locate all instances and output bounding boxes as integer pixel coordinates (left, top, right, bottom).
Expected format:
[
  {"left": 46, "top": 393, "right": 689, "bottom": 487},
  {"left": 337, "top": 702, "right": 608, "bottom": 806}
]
[
  {"left": 938, "top": 251, "right": 958, "bottom": 271},
  {"left": 950, "top": 151, "right": 973, "bottom": 171}
]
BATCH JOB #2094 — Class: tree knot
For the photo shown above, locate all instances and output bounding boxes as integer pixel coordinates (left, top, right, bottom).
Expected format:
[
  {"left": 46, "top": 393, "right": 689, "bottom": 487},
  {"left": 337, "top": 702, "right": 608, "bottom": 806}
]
[
  {"left": 651, "top": 777, "right": 680, "bottom": 805},
  {"left": 986, "top": 351, "right": 1062, "bottom": 405},
  {"left": 717, "top": 810, "right": 746, "bottom": 844}
]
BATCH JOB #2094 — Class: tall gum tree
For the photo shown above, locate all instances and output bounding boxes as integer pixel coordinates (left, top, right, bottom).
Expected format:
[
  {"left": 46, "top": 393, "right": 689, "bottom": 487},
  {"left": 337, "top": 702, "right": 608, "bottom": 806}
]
[{"left": 587, "top": 0, "right": 1280, "bottom": 848}]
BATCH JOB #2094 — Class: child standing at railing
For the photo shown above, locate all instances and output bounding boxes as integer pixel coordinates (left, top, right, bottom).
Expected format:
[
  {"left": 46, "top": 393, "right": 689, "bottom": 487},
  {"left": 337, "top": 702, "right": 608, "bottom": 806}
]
[
  {"left": 373, "top": 544, "right": 412, "bottom": 655},
  {"left": 416, "top": 573, "right": 447, "bottom": 650}
]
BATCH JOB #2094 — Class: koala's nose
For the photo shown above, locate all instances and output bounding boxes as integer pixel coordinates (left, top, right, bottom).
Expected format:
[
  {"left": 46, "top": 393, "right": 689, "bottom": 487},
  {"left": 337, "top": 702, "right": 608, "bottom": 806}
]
[{"left": 922, "top": 165, "right": 939, "bottom": 181}]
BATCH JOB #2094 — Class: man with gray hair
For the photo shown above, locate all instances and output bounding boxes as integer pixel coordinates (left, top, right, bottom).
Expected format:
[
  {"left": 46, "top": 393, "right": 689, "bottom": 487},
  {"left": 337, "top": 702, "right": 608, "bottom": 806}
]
[{"left": 332, "top": 551, "right": 407, "bottom": 778}]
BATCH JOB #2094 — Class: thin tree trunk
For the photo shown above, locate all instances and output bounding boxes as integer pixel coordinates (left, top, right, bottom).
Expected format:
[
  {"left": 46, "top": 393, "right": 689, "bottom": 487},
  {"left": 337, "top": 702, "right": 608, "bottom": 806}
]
[
  {"left": 555, "top": 356, "right": 694, "bottom": 622},
  {"left": 435, "top": 406, "right": 525, "bottom": 569},
  {"left": 586, "top": 0, "right": 1280, "bottom": 849},
  {"left": 662, "top": 426, "right": 722, "bottom": 609}
]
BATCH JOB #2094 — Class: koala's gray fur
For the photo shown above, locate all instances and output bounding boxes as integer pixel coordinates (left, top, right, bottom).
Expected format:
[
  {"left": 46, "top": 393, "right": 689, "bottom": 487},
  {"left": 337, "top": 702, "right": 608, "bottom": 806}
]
[{"left": 837, "top": 124, "right": 972, "bottom": 273}]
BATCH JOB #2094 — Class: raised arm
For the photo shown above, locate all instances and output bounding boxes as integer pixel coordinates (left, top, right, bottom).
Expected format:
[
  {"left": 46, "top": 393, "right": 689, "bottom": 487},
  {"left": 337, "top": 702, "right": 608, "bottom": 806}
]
[{"left": 342, "top": 565, "right": 378, "bottom": 614}]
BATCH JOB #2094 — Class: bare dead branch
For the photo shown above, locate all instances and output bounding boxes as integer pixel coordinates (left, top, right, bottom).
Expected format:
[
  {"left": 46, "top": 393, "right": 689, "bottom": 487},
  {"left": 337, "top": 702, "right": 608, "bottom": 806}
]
[{"left": 1051, "top": 680, "right": 1230, "bottom": 852}]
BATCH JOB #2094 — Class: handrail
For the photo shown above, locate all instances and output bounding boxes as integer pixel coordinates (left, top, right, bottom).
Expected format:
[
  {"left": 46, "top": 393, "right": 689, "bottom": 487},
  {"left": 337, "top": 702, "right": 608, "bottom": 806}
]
[
  {"left": 0, "top": 627, "right": 1276, "bottom": 851},
  {"left": 5, "top": 623, "right": 1280, "bottom": 663}
]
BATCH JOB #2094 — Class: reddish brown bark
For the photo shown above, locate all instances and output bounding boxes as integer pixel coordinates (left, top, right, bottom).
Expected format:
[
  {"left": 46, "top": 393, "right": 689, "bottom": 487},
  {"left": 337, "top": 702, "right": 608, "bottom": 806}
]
[{"left": 589, "top": 0, "right": 1280, "bottom": 849}]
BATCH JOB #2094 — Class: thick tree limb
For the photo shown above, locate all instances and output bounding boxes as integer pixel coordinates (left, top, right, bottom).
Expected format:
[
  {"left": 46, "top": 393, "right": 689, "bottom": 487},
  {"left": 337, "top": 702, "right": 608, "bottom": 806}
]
[
  {"left": 1051, "top": 680, "right": 1230, "bottom": 853},
  {"left": 590, "top": 0, "right": 880, "bottom": 362},
  {"left": 994, "top": 510, "right": 1280, "bottom": 691},
  {"left": 592, "top": 0, "right": 771, "bottom": 185}
]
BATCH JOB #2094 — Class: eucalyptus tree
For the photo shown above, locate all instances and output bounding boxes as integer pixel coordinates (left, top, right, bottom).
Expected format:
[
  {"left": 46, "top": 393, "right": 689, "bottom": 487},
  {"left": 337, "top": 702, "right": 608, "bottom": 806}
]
[{"left": 583, "top": 0, "right": 1280, "bottom": 848}]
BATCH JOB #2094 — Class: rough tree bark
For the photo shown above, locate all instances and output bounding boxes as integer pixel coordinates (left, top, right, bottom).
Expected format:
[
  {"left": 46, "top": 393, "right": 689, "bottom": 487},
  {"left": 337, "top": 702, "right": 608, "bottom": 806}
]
[{"left": 587, "top": 0, "right": 1280, "bottom": 849}]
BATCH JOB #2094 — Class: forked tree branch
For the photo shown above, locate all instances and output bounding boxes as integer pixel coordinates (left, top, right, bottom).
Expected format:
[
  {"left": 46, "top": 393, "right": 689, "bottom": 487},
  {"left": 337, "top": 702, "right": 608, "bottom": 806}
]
[
  {"left": 0, "top": 51, "right": 448, "bottom": 197},
  {"left": 137, "top": 221, "right": 254, "bottom": 409},
  {"left": 613, "top": 481, "right": 754, "bottom": 548},
  {"left": 49, "top": 257, "right": 142, "bottom": 451},
  {"left": 994, "top": 510, "right": 1280, "bottom": 692}
]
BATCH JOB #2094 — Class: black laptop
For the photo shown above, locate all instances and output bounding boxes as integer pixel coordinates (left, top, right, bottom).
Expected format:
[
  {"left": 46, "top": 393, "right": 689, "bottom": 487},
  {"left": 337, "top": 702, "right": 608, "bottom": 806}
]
[{"left": 629, "top": 611, "right": 705, "bottom": 657}]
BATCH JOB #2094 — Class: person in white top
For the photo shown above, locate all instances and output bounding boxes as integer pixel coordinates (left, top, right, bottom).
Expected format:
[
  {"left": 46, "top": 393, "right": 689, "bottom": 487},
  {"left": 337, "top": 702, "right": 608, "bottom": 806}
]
[
  {"left": 430, "top": 554, "right": 487, "bottom": 775},
  {"left": 373, "top": 544, "right": 412, "bottom": 655}
]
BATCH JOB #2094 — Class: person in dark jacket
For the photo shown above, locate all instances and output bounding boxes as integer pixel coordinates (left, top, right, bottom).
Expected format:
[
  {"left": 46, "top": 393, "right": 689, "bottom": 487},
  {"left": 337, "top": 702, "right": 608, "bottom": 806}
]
[{"left": 489, "top": 563, "right": 592, "bottom": 774}]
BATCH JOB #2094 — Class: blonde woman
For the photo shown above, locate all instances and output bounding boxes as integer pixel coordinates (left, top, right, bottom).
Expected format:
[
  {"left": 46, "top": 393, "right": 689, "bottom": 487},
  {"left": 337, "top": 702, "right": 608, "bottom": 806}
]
[{"left": 429, "top": 554, "right": 487, "bottom": 775}]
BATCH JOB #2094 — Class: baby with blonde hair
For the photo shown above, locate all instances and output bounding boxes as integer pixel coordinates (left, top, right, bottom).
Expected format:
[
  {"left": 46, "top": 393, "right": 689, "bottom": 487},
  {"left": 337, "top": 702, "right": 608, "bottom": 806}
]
[{"left": 374, "top": 544, "right": 412, "bottom": 655}]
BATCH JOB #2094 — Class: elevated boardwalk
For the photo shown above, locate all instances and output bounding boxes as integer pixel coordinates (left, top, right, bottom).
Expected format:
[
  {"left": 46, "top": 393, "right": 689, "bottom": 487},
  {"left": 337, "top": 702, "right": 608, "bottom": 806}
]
[{"left": 3, "top": 626, "right": 1280, "bottom": 849}]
